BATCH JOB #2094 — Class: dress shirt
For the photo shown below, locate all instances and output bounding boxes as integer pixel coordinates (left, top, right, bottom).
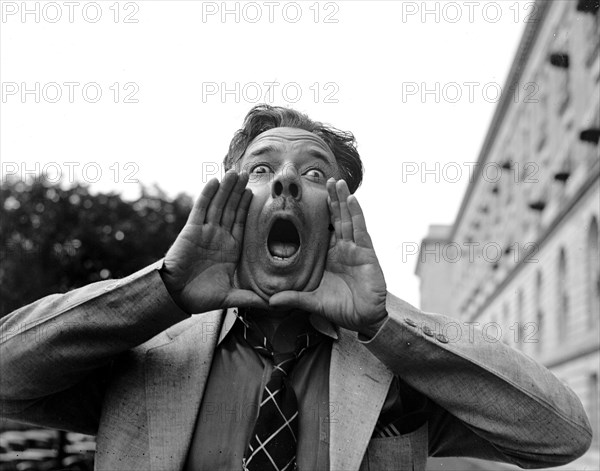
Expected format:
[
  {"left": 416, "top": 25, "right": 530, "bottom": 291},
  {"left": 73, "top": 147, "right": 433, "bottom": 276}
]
[
  {"left": 184, "top": 309, "right": 429, "bottom": 470},
  {"left": 184, "top": 309, "right": 335, "bottom": 470}
]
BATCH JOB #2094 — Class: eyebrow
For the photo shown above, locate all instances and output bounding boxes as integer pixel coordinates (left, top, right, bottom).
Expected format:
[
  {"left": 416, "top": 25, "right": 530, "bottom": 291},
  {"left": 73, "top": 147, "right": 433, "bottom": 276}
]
[
  {"left": 306, "top": 149, "right": 334, "bottom": 166},
  {"left": 245, "top": 144, "right": 279, "bottom": 158},
  {"left": 246, "top": 144, "right": 334, "bottom": 167}
]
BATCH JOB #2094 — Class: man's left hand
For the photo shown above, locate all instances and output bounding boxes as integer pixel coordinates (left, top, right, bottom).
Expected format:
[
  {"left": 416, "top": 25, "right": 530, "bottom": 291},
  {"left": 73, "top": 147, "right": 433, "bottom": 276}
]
[{"left": 269, "top": 179, "right": 388, "bottom": 337}]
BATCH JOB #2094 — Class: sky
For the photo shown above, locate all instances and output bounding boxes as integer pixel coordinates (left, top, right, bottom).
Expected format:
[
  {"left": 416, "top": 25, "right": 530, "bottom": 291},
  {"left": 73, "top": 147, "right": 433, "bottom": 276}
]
[{"left": 1, "top": 0, "right": 528, "bottom": 307}]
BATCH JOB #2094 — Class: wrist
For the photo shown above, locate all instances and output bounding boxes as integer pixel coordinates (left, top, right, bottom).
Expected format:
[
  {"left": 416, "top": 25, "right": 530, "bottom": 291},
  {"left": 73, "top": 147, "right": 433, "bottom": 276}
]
[
  {"left": 159, "top": 262, "right": 190, "bottom": 314},
  {"left": 358, "top": 311, "right": 389, "bottom": 339}
]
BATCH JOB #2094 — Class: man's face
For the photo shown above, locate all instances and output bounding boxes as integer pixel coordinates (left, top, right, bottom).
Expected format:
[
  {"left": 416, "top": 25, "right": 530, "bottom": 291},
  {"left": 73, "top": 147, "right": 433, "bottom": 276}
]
[{"left": 235, "top": 127, "right": 340, "bottom": 300}]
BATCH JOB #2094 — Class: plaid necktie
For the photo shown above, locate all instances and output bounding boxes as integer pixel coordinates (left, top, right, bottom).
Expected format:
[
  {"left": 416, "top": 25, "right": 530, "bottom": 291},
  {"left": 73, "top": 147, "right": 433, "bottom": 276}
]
[{"left": 237, "top": 311, "right": 322, "bottom": 471}]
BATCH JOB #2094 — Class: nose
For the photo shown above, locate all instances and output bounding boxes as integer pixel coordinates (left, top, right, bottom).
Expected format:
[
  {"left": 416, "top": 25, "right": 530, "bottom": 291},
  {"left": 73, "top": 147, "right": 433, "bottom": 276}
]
[{"left": 271, "top": 168, "right": 302, "bottom": 200}]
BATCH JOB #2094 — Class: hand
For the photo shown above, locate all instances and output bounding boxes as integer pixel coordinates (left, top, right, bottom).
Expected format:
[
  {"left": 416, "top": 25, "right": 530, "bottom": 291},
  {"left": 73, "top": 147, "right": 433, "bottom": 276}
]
[
  {"left": 161, "top": 171, "right": 268, "bottom": 314},
  {"left": 269, "top": 179, "right": 388, "bottom": 337}
]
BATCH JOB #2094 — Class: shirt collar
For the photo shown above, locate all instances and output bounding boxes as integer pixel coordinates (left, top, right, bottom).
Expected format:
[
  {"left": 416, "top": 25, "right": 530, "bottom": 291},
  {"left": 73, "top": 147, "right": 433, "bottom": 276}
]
[{"left": 217, "top": 307, "right": 339, "bottom": 345}]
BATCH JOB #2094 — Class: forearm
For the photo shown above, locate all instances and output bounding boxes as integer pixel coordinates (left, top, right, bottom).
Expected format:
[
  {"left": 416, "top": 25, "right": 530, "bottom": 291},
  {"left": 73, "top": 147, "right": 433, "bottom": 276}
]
[
  {"left": 0, "top": 260, "right": 189, "bottom": 401},
  {"left": 361, "top": 292, "right": 592, "bottom": 467}
]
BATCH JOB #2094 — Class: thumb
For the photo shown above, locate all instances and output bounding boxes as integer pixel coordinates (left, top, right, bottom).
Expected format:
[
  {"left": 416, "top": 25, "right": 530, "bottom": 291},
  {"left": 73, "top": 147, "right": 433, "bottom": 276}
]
[{"left": 269, "top": 291, "right": 321, "bottom": 314}]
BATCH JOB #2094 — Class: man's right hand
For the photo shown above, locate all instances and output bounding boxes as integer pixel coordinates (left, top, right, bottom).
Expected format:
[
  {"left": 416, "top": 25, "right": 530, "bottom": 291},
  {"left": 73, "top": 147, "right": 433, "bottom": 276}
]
[{"left": 160, "top": 170, "right": 268, "bottom": 314}]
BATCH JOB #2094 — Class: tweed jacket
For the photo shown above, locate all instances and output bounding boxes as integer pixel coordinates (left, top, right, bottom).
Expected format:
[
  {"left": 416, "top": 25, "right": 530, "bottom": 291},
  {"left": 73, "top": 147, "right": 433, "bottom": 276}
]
[{"left": 0, "top": 261, "right": 592, "bottom": 470}]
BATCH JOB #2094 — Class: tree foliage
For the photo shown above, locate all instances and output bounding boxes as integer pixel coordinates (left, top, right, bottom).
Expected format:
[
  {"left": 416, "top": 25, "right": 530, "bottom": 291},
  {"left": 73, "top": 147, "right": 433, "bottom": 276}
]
[{"left": 0, "top": 178, "right": 193, "bottom": 317}]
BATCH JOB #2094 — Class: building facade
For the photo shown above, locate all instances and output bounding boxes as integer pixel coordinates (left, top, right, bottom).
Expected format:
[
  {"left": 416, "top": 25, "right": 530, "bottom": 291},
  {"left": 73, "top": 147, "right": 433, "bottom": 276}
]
[{"left": 416, "top": 1, "right": 599, "bottom": 468}]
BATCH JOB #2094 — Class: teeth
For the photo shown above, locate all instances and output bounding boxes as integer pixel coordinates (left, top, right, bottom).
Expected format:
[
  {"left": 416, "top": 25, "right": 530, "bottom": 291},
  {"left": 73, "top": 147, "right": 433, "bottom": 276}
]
[{"left": 268, "top": 241, "right": 299, "bottom": 259}]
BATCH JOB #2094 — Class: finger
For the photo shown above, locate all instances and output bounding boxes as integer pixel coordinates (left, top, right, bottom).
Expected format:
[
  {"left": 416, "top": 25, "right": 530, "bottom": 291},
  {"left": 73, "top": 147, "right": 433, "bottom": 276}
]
[
  {"left": 221, "top": 172, "right": 249, "bottom": 230},
  {"left": 327, "top": 178, "right": 342, "bottom": 240},
  {"left": 206, "top": 171, "right": 238, "bottom": 224},
  {"left": 188, "top": 178, "right": 219, "bottom": 224},
  {"left": 347, "top": 195, "right": 374, "bottom": 248},
  {"left": 336, "top": 180, "right": 353, "bottom": 241},
  {"left": 269, "top": 291, "right": 321, "bottom": 314},
  {"left": 231, "top": 189, "right": 253, "bottom": 242},
  {"left": 226, "top": 289, "right": 270, "bottom": 310}
]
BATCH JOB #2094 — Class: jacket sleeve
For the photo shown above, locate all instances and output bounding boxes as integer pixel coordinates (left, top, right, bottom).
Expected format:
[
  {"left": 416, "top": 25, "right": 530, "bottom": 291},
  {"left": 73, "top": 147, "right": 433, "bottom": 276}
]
[
  {"left": 0, "top": 260, "right": 189, "bottom": 434},
  {"left": 361, "top": 291, "right": 593, "bottom": 469}
]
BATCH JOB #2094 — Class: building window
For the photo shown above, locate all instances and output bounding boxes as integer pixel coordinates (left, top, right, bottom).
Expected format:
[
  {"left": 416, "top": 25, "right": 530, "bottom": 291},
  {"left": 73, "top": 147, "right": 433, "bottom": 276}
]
[
  {"left": 557, "top": 248, "right": 569, "bottom": 340},
  {"left": 552, "top": 24, "right": 571, "bottom": 115},
  {"left": 588, "top": 217, "right": 600, "bottom": 328},
  {"left": 535, "top": 271, "right": 544, "bottom": 353}
]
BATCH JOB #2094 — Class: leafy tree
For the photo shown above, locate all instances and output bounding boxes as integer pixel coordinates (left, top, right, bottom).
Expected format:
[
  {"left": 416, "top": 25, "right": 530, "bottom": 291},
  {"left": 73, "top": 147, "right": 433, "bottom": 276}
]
[{"left": 0, "top": 178, "right": 193, "bottom": 318}]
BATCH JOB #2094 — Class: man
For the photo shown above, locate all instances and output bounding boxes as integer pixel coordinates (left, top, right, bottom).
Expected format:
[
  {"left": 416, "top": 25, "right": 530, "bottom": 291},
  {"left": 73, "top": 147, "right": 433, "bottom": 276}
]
[{"left": 0, "top": 105, "right": 592, "bottom": 471}]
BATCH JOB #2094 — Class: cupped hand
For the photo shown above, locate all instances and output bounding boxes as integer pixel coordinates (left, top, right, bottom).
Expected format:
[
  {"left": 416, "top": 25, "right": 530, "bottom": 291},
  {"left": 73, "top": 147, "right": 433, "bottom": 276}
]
[
  {"left": 161, "top": 171, "right": 268, "bottom": 314},
  {"left": 269, "top": 179, "right": 388, "bottom": 336}
]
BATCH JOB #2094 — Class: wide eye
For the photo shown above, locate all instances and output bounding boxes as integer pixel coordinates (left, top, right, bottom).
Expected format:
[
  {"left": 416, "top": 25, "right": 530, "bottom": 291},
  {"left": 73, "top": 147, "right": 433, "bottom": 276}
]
[
  {"left": 251, "top": 164, "right": 273, "bottom": 175},
  {"left": 303, "top": 168, "right": 325, "bottom": 181}
]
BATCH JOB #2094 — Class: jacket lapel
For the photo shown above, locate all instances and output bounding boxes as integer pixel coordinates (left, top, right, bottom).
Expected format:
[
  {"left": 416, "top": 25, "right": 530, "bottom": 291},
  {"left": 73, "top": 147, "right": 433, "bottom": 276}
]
[
  {"left": 329, "top": 329, "right": 394, "bottom": 471},
  {"left": 145, "top": 311, "right": 224, "bottom": 471}
]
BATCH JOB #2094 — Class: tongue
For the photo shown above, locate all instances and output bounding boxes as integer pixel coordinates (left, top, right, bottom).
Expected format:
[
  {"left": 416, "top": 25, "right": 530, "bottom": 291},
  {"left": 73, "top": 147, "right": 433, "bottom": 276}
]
[{"left": 268, "top": 241, "right": 299, "bottom": 258}]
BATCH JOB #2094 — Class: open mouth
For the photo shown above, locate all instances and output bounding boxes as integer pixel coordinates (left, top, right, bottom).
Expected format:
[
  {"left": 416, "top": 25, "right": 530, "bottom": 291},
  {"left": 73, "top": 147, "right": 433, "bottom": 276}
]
[{"left": 267, "top": 218, "right": 300, "bottom": 259}]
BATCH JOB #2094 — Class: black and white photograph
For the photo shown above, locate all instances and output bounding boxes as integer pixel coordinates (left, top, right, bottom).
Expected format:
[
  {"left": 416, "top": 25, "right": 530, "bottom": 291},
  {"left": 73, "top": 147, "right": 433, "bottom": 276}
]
[{"left": 1, "top": 1, "right": 599, "bottom": 470}]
